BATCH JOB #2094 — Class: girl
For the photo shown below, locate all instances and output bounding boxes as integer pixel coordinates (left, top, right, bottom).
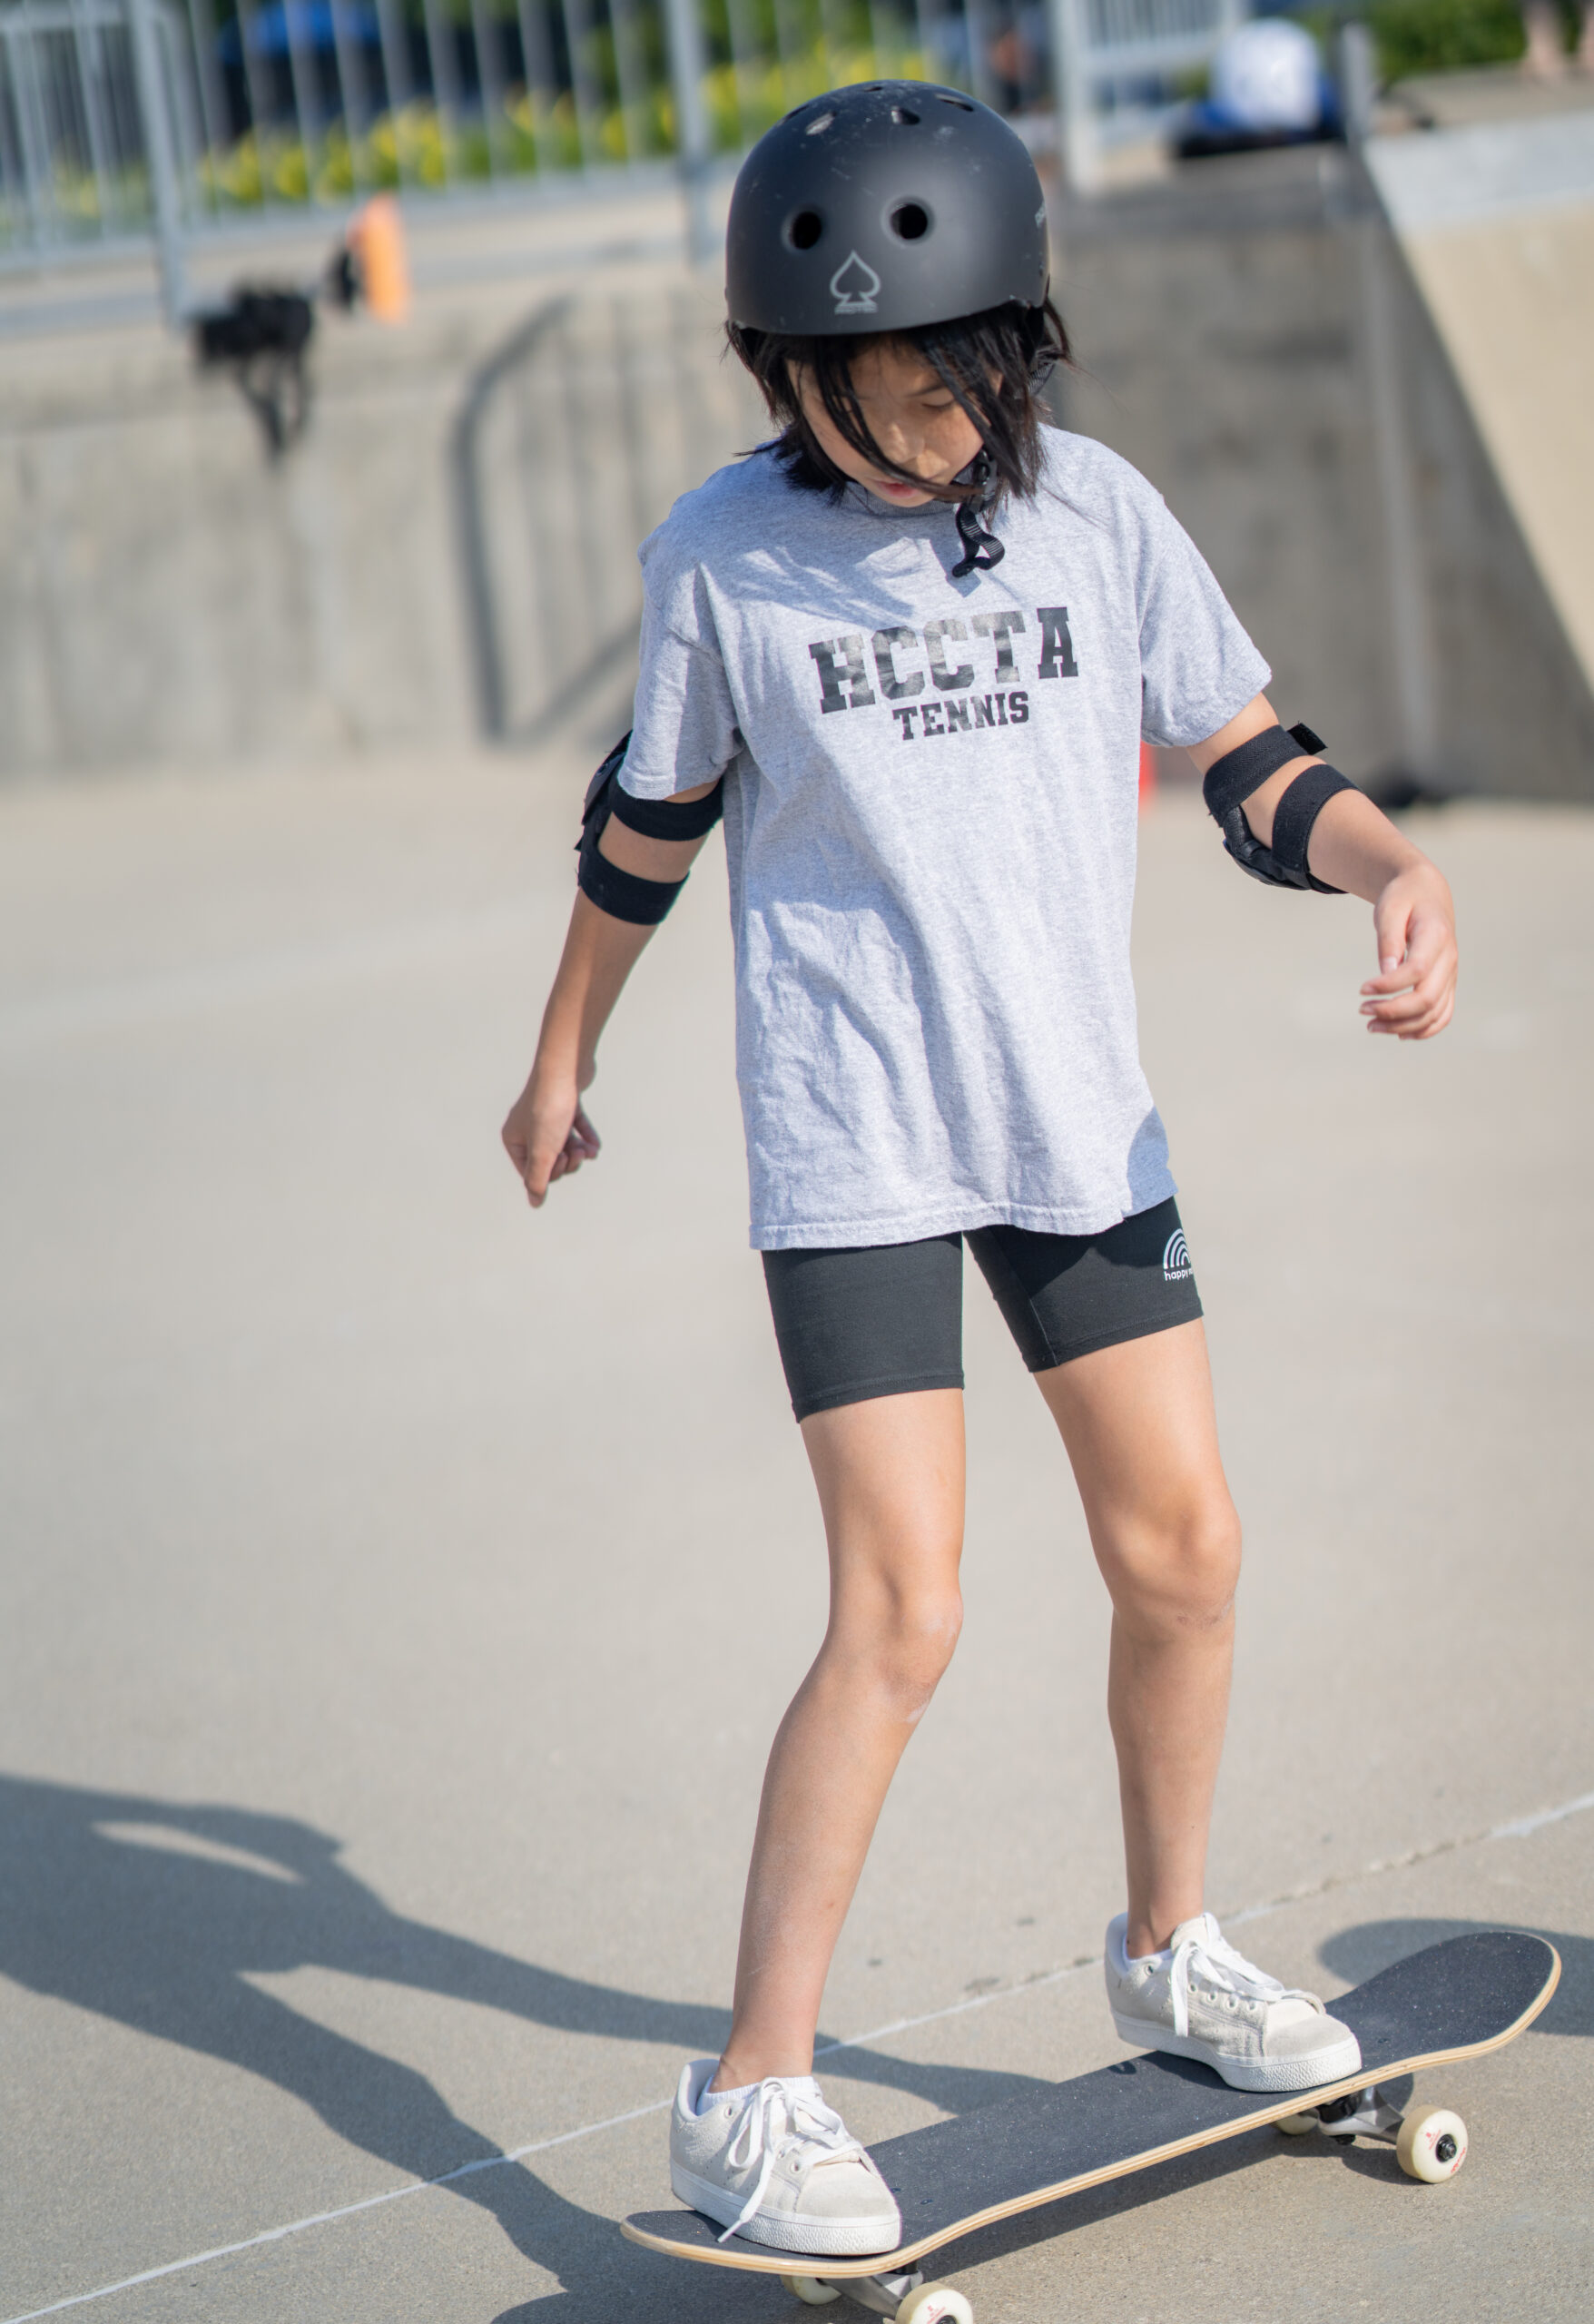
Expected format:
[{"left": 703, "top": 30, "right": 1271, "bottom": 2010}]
[{"left": 502, "top": 83, "right": 1458, "bottom": 2260}]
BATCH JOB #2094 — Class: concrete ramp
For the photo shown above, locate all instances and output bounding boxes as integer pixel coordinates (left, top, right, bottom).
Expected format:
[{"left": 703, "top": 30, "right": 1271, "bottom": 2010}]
[
  {"left": 1052, "top": 139, "right": 1594, "bottom": 803},
  {"left": 1367, "top": 111, "right": 1594, "bottom": 700}
]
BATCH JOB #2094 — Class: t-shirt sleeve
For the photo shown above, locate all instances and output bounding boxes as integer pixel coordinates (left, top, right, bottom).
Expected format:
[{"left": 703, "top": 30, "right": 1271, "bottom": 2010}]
[
  {"left": 1136, "top": 498, "right": 1271, "bottom": 749},
  {"left": 622, "top": 562, "right": 742, "bottom": 800}
]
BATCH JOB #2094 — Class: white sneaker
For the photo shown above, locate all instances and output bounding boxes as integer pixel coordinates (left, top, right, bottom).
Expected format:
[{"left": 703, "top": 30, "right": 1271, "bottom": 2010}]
[
  {"left": 1105, "top": 1912, "right": 1361, "bottom": 2093},
  {"left": 669, "top": 2058, "right": 902, "bottom": 2256}
]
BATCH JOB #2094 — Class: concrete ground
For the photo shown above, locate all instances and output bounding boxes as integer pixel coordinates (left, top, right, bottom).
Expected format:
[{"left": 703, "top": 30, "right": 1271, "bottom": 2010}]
[{"left": 1, "top": 749, "right": 1590, "bottom": 2323}]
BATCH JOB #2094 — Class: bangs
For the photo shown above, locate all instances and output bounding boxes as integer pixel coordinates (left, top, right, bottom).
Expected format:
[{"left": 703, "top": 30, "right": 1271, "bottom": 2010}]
[{"left": 725, "top": 300, "right": 1070, "bottom": 508}]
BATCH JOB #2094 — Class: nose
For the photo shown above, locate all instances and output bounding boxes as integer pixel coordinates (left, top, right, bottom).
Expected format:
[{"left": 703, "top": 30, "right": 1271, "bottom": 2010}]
[{"left": 873, "top": 419, "right": 932, "bottom": 475}]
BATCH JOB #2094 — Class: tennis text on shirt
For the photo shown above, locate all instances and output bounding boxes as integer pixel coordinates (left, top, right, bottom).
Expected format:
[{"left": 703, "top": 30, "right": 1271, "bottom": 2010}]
[{"left": 805, "top": 608, "right": 1077, "bottom": 738}]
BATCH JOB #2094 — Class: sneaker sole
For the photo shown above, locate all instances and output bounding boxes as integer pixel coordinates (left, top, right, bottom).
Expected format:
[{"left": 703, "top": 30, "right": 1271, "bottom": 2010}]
[
  {"left": 669, "top": 2162, "right": 901, "bottom": 2256},
  {"left": 1109, "top": 2013, "right": 1363, "bottom": 2094}
]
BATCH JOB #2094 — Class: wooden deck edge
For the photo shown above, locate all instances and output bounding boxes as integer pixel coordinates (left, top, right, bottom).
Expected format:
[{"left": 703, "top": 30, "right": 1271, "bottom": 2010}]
[{"left": 620, "top": 1946, "right": 1560, "bottom": 2281}]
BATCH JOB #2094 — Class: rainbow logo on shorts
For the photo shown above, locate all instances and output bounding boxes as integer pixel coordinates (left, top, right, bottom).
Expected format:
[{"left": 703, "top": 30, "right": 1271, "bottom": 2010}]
[{"left": 1163, "top": 1230, "right": 1192, "bottom": 1283}]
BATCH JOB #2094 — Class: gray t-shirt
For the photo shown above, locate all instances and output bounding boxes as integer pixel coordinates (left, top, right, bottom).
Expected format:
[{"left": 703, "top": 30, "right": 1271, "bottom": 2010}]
[{"left": 623, "top": 428, "right": 1268, "bottom": 1252}]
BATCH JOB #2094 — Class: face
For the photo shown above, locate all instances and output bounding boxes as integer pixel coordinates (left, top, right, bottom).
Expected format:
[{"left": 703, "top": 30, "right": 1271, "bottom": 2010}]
[{"left": 792, "top": 340, "right": 988, "bottom": 508}]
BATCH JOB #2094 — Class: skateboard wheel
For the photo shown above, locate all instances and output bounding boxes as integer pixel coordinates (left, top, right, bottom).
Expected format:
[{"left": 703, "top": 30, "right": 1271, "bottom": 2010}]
[
  {"left": 1276, "top": 2112, "right": 1318, "bottom": 2136},
  {"left": 780, "top": 2278, "right": 841, "bottom": 2305},
  {"left": 1396, "top": 2105, "right": 1468, "bottom": 2182},
  {"left": 895, "top": 2284, "right": 975, "bottom": 2324}
]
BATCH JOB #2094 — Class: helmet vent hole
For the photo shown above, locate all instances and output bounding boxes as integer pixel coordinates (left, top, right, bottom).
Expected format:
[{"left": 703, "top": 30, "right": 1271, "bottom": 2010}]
[
  {"left": 890, "top": 105, "right": 920, "bottom": 124},
  {"left": 803, "top": 111, "right": 834, "bottom": 136},
  {"left": 889, "top": 202, "right": 930, "bottom": 241},
  {"left": 936, "top": 93, "right": 975, "bottom": 109},
  {"left": 788, "top": 209, "right": 824, "bottom": 250}
]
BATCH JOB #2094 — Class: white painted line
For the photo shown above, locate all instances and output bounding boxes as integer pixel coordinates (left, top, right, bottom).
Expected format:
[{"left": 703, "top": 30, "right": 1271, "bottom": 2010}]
[
  {"left": 0, "top": 2098, "right": 676, "bottom": 2324},
  {"left": 1491, "top": 1787, "right": 1594, "bottom": 1842},
  {"left": 8, "top": 1777, "right": 1590, "bottom": 2324}
]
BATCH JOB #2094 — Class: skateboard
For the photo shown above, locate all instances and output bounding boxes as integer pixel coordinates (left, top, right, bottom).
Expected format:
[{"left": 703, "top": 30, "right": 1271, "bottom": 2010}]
[{"left": 622, "top": 1930, "right": 1558, "bottom": 2323}]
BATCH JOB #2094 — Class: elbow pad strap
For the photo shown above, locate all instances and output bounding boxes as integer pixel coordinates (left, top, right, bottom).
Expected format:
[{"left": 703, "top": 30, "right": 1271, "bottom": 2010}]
[
  {"left": 1204, "top": 719, "right": 1349, "bottom": 893},
  {"left": 576, "top": 833, "right": 686, "bottom": 924},
  {"left": 1271, "top": 764, "right": 1354, "bottom": 892},
  {"left": 609, "top": 779, "right": 725, "bottom": 841},
  {"left": 575, "top": 734, "right": 725, "bottom": 925},
  {"left": 1201, "top": 720, "right": 1324, "bottom": 822},
  {"left": 1218, "top": 762, "right": 1355, "bottom": 894}
]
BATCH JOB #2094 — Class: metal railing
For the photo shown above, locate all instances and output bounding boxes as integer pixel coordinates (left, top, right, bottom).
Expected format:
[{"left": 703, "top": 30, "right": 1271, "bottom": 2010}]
[{"left": 1, "top": 0, "right": 1252, "bottom": 311}]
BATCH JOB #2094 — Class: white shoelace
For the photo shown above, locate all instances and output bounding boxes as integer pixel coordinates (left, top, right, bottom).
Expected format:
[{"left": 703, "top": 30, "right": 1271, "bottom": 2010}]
[
  {"left": 1166, "top": 1914, "right": 1322, "bottom": 2040},
  {"left": 714, "top": 2078, "right": 869, "bottom": 2243}
]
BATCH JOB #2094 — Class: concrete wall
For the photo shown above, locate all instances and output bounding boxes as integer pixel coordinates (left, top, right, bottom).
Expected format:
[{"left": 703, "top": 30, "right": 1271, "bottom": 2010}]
[
  {"left": 1051, "top": 144, "right": 1594, "bottom": 800},
  {"left": 3, "top": 144, "right": 1590, "bottom": 794},
  {"left": 0, "top": 188, "right": 709, "bottom": 782},
  {"left": 0, "top": 288, "right": 508, "bottom": 776}
]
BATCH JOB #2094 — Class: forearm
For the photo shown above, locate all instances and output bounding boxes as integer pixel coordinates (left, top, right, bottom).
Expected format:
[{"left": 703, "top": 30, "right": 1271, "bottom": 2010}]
[
  {"left": 1187, "top": 693, "right": 1456, "bottom": 1039},
  {"left": 535, "top": 893, "right": 656, "bottom": 1088},
  {"left": 1293, "top": 787, "right": 1427, "bottom": 904},
  {"left": 537, "top": 794, "right": 716, "bottom": 1083}
]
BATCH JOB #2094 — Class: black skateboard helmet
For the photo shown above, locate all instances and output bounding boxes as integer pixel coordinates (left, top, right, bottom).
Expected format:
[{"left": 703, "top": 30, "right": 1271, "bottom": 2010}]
[{"left": 725, "top": 82, "right": 1049, "bottom": 338}]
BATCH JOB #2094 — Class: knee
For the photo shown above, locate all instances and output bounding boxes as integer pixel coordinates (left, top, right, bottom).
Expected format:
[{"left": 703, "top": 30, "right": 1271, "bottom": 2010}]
[
  {"left": 849, "top": 1579, "right": 964, "bottom": 1718},
  {"left": 1109, "top": 1492, "right": 1241, "bottom": 1640}
]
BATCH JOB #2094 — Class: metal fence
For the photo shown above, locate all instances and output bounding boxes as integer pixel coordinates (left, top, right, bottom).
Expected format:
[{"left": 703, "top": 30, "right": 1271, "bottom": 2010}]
[{"left": 1, "top": 0, "right": 1251, "bottom": 309}]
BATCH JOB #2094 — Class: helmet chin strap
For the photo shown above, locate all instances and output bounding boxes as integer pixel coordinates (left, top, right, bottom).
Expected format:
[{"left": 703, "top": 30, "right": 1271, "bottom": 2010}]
[{"left": 950, "top": 450, "right": 1003, "bottom": 578}]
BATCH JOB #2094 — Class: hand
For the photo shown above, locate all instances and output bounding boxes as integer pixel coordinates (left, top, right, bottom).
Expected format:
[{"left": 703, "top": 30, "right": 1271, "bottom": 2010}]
[
  {"left": 1359, "top": 862, "right": 1457, "bottom": 1040},
  {"left": 501, "top": 1069, "right": 601, "bottom": 1206}
]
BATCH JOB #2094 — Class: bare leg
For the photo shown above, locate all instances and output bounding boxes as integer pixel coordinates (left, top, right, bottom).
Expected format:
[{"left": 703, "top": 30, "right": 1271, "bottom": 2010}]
[
  {"left": 1036, "top": 1321, "right": 1241, "bottom": 1963},
  {"left": 711, "top": 1389, "right": 966, "bottom": 2091}
]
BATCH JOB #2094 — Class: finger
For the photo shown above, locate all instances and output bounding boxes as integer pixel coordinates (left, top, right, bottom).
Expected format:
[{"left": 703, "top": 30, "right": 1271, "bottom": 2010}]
[
  {"left": 1367, "top": 977, "right": 1453, "bottom": 1035},
  {"left": 1361, "top": 958, "right": 1416, "bottom": 995},
  {"left": 1367, "top": 901, "right": 1412, "bottom": 989},
  {"left": 1363, "top": 980, "right": 1443, "bottom": 1027},
  {"left": 571, "top": 1106, "right": 602, "bottom": 1155},
  {"left": 1361, "top": 938, "right": 1454, "bottom": 1012},
  {"left": 525, "top": 1143, "right": 564, "bottom": 1202}
]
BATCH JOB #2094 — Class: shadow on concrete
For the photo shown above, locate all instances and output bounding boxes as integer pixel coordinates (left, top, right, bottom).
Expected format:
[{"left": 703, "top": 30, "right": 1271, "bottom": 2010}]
[
  {"left": 0, "top": 1772, "right": 1041, "bottom": 2315},
  {"left": 1318, "top": 1915, "right": 1594, "bottom": 2039}
]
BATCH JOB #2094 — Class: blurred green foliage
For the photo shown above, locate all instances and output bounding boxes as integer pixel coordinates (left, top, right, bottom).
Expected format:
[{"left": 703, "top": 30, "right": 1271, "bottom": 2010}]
[
  {"left": 1365, "top": 0, "right": 1527, "bottom": 79},
  {"left": 1299, "top": 0, "right": 1531, "bottom": 81}
]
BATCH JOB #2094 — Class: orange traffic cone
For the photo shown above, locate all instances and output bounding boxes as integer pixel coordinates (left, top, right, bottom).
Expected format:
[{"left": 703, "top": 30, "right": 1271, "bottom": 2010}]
[{"left": 349, "top": 195, "right": 411, "bottom": 324}]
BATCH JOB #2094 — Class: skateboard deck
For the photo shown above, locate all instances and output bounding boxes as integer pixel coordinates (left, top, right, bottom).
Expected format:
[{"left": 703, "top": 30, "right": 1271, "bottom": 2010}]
[{"left": 622, "top": 1932, "right": 1557, "bottom": 2313}]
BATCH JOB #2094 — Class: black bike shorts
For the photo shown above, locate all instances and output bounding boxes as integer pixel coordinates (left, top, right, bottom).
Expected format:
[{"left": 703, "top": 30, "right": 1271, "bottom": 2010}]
[{"left": 762, "top": 1197, "right": 1202, "bottom": 1422}]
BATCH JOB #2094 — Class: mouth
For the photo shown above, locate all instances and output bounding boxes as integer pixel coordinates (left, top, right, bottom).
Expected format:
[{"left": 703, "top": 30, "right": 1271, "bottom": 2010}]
[{"left": 870, "top": 477, "right": 934, "bottom": 501}]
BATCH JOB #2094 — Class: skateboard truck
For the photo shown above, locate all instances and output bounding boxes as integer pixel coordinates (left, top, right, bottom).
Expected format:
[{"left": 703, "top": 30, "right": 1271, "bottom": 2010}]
[
  {"left": 1310, "top": 2083, "right": 1405, "bottom": 2145},
  {"left": 781, "top": 2269, "right": 974, "bottom": 2323},
  {"left": 1277, "top": 2083, "right": 1469, "bottom": 2181}
]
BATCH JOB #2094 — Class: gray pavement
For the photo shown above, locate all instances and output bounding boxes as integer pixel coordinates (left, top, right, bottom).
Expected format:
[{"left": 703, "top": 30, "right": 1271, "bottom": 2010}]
[{"left": 1, "top": 750, "right": 1590, "bottom": 2323}]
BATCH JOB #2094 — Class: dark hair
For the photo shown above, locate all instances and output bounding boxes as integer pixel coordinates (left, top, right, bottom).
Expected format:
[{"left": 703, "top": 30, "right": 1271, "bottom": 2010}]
[{"left": 725, "top": 297, "right": 1069, "bottom": 510}]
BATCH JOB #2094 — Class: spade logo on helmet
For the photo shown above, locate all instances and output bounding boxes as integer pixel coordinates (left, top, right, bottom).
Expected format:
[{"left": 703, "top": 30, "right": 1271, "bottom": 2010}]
[{"left": 830, "top": 251, "right": 882, "bottom": 315}]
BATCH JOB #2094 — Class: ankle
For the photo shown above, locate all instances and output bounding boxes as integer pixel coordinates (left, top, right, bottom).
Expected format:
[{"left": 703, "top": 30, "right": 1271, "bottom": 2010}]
[
  {"left": 709, "top": 2048, "right": 812, "bottom": 2095},
  {"left": 1124, "top": 1907, "right": 1200, "bottom": 1961}
]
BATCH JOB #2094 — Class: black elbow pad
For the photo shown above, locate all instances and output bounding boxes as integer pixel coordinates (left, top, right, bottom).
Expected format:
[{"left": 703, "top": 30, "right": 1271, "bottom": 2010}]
[
  {"left": 1201, "top": 722, "right": 1353, "bottom": 893},
  {"left": 575, "top": 733, "right": 725, "bottom": 925}
]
